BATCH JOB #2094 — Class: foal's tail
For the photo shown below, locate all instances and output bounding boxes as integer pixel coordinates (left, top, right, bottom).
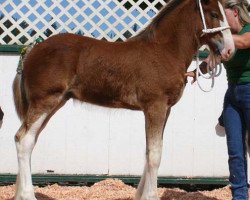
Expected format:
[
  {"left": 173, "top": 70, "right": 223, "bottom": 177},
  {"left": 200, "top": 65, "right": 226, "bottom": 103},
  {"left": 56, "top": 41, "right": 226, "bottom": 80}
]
[
  {"left": 0, "top": 107, "right": 4, "bottom": 129},
  {"left": 13, "top": 73, "right": 29, "bottom": 121},
  {"left": 13, "top": 46, "right": 34, "bottom": 121}
]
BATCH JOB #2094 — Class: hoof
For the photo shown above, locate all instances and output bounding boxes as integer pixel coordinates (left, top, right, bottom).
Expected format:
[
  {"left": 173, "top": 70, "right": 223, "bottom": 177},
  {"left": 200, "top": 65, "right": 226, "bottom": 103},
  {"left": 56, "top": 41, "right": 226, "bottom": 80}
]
[
  {"left": 140, "top": 197, "right": 159, "bottom": 200},
  {"left": 140, "top": 193, "right": 159, "bottom": 200},
  {"left": 14, "top": 191, "right": 37, "bottom": 200},
  {"left": 14, "top": 196, "right": 37, "bottom": 200},
  {"left": 134, "top": 193, "right": 141, "bottom": 200}
]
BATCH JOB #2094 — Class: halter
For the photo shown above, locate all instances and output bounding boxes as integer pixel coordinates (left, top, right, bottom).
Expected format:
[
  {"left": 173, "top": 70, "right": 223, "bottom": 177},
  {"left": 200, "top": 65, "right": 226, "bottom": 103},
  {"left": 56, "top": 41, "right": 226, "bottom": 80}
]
[
  {"left": 198, "top": 0, "right": 230, "bottom": 35},
  {"left": 195, "top": 0, "right": 230, "bottom": 92}
]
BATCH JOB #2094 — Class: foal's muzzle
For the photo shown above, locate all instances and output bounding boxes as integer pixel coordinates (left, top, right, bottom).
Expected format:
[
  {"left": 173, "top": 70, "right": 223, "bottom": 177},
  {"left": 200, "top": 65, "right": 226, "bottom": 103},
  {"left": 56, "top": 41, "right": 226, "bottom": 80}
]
[{"left": 211, "top": 38, "right": 224, "bottom": 56}]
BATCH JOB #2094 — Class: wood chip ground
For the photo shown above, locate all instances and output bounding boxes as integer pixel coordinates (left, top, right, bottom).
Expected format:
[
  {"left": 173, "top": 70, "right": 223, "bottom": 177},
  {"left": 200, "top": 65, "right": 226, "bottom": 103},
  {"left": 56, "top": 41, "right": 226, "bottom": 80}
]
[{"left": 0, "top": 178, "right": 248, "bottom": 200}]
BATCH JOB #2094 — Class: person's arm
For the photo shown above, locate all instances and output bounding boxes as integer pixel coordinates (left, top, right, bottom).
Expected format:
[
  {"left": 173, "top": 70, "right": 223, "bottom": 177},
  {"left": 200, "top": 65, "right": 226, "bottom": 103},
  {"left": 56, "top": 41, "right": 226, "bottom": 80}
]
[
  {"left": 232, "top": 32, "right": 250, "bottom": 49},
  {"left": 186, "top": 32, "right": 250, "bottom": 82}
]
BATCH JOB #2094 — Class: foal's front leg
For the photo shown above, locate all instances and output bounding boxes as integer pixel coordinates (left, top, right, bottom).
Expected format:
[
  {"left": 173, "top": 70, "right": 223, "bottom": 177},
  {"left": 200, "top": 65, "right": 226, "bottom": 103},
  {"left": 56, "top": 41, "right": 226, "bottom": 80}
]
[{"left": 136, "top": 101, "right": 170, "bottom": 200}]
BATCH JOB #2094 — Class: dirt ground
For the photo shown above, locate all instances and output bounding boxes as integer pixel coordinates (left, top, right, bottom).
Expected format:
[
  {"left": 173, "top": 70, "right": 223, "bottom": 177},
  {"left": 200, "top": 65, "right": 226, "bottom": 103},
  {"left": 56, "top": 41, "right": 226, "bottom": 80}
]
[{"left": 0, "top": 178, "right": 244, "bottom": 200}]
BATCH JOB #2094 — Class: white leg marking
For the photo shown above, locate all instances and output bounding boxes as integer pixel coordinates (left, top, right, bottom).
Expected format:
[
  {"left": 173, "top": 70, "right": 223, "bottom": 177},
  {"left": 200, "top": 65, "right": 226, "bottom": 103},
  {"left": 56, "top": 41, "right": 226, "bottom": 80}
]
[
  {"left": 135, "top": 165, "right": 147, "bottom": 200},
  {"left": 136, "top": 104, "right": 169, "bottom": 200},
  {"left": 15, "top": 114, "right": 47, "bottom": 200},
  {"left": 218, "top": 1, "right": 235, "bottom": 59},
  {"left": 141, "top": 140, "right": 163, "bottom": 200}
]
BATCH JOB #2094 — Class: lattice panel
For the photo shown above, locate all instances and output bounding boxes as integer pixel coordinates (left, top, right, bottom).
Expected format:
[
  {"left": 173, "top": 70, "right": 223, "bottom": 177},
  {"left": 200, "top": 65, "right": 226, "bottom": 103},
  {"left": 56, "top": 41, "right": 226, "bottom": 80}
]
[{"left": 0, "top": 0, "right": 167, "bottom": 45}]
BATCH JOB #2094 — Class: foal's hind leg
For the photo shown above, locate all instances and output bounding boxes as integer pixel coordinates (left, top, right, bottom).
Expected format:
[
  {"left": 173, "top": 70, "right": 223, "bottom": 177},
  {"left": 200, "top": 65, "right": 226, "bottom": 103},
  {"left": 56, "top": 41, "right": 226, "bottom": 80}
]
[
  {"left": 14, "top": 113, "right": 48, "bottom": 200},
  {"left": 135, "top": 100, "right": 170, "bottom": 200},
  {"left": 14, "top": 97, "right": 66, "bottom": 200}
]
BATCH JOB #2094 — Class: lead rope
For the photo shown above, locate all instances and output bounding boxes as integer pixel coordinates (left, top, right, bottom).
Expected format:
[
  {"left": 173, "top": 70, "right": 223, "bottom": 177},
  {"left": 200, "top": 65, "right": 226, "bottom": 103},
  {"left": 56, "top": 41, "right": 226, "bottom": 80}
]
[
  {"left": 195, "top": 0, "right": 229, "bottom": 92},
  {"left": 196, "top": 50, "right": 223, "bottom": 92}
]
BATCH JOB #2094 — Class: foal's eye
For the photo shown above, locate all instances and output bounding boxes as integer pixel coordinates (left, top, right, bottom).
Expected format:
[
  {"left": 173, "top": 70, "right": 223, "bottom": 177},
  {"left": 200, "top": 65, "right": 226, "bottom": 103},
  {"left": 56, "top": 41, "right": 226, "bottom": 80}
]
[{"left": 210, "top": 11, "right": 219, "bottom": 19}]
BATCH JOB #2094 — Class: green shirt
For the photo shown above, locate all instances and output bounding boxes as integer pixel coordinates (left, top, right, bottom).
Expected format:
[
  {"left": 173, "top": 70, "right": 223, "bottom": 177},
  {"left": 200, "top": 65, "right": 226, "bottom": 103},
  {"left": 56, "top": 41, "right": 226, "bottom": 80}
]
[{"left": 224, "top": 24, "right": 250, "bottom": 83}]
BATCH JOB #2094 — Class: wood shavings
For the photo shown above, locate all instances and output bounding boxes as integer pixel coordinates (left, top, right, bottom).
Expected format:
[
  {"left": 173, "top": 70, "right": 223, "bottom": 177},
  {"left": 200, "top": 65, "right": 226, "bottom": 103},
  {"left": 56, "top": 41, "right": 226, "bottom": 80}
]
[{"left": 0, "top": 178, "right": 248, "bottom": 200}]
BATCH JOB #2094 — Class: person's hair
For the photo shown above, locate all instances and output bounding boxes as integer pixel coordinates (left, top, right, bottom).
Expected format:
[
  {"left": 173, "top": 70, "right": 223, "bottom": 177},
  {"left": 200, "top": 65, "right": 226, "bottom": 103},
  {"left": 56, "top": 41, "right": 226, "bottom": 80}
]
[{"left": 225, "top": 0, "right": 250, "bottom": 25}]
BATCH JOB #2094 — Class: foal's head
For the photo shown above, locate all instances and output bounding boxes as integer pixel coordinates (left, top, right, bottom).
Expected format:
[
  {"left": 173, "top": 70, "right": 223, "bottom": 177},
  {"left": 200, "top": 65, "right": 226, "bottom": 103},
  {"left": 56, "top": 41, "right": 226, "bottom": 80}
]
[{"left": 197, "top": 0, "right": 235, "bottom": 59}]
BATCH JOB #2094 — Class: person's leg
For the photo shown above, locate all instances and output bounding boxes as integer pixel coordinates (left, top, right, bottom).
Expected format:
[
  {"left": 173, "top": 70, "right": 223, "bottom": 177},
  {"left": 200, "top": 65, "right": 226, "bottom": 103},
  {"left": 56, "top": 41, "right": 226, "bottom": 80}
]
[
  {"left": 237, "top": 84, "right": 250, "bottom": 190},
  {"left": 223, "top": 88, "right": 248, "bottom": 200}
]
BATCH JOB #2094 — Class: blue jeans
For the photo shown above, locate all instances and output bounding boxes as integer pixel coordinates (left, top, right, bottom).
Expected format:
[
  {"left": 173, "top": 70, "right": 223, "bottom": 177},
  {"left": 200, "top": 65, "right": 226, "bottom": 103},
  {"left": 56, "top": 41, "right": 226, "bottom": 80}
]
[{"left": 223, "top": 83, "right": 250, "bottom": 200}]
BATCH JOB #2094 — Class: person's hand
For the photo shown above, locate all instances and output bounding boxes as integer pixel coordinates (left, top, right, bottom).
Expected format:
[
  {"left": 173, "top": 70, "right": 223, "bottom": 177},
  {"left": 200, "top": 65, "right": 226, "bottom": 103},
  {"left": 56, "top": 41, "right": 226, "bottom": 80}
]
[
  {"left": 185, "top": 70, "right": 197, "bottom": 84},
  {"left": 220, "top": 49, "right": 231, "bottom": 61}
]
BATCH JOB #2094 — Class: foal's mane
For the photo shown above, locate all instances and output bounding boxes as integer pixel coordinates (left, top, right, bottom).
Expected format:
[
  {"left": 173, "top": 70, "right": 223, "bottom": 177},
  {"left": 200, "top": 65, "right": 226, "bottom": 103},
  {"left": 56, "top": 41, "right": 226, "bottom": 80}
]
[{"left": 129, "top": 0, "right": 184, "bottom": 41}]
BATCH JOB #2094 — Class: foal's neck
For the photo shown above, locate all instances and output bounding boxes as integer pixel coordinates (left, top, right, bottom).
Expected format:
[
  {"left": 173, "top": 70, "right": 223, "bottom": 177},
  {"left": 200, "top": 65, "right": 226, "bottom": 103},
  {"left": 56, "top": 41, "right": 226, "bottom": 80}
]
[{"left": 154, "top": 0, "right": 200, "bottom": 63}]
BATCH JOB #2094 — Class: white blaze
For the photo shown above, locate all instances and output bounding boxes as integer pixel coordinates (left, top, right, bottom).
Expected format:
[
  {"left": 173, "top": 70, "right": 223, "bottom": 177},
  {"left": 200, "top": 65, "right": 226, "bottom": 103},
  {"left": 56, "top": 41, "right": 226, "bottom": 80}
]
[{"left": 218, "top": 1, "right": 235, "bottom": 60}]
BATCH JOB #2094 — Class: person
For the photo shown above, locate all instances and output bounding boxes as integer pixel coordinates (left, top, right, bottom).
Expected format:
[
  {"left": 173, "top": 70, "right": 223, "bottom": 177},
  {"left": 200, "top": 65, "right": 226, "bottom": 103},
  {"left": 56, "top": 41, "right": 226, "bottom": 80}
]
[{"left": 187, "top": 0, "right": 250, "bottom": 199}]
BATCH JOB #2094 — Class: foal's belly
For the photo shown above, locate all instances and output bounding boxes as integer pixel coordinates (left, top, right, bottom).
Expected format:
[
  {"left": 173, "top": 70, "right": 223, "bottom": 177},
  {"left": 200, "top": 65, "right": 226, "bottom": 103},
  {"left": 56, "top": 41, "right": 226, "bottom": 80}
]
[{"left": 70, "top": 81, "right": 141, "bottom": 110}]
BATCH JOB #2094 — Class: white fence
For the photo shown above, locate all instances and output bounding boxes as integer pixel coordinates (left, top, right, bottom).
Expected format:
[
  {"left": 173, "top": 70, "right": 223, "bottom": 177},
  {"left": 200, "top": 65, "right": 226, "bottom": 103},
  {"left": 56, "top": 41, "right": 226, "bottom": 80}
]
[
  {"left": 0, "top": 54, "right": 233, "bottom": 178},
  {"left": 0, "top": 0, "right": 167, "bottom": 44}
]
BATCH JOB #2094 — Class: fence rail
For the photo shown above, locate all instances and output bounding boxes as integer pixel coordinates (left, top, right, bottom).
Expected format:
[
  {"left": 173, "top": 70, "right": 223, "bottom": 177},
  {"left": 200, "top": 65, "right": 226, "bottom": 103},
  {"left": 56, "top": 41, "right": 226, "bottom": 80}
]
[{"left": 0, "top": 0, "right": 167, "bottom": 45}]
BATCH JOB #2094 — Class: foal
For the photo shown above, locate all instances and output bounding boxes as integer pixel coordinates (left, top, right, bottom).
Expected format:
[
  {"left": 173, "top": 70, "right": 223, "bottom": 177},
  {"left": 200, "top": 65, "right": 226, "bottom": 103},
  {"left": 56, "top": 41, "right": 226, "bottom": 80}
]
[{"left": 13, "top": 0, "right": 234, "bottom": 199}]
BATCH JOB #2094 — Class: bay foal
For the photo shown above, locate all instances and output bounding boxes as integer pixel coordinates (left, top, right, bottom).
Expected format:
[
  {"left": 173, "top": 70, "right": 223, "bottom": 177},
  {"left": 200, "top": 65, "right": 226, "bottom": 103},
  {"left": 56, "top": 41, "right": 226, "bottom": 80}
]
[{"left": 13, "top": 0, "right": 234, "bottom": 199}]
